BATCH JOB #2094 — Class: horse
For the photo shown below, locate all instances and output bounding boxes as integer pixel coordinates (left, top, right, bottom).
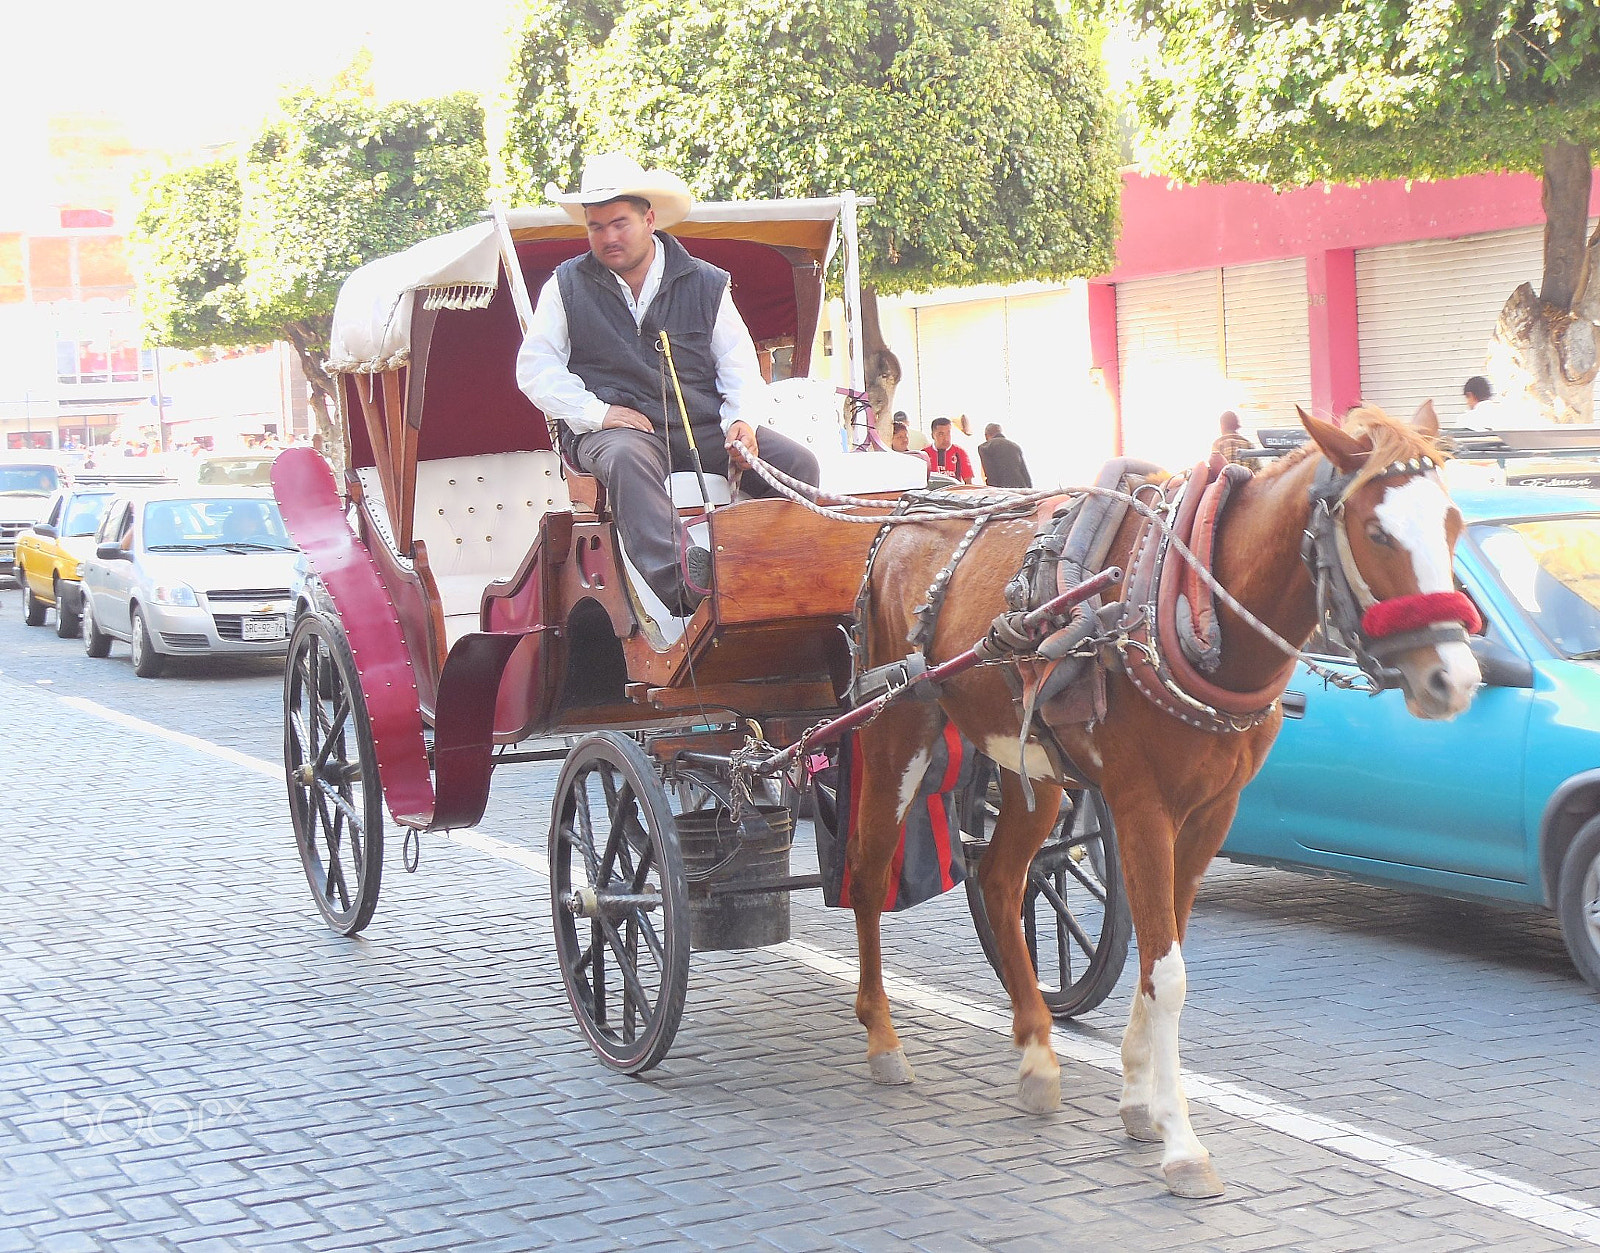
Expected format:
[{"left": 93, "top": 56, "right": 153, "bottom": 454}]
[{"left": 843, "top": 403, "right": 1482, "bottom": 1198}]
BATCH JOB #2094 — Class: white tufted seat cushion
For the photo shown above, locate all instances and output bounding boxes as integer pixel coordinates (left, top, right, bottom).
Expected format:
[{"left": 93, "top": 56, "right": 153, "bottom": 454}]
[{"left": 355, "top": 450, "right": 569, "bottom": 646}]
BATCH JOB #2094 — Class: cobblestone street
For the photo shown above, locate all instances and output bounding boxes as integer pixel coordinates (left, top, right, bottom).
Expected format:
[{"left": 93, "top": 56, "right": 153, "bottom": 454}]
[{"left": 2, "top": 635, "right": 1599, "bottom": 1251}]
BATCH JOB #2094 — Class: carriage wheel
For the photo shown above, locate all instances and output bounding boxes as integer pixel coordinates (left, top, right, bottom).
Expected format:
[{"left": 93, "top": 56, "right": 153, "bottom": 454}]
[
  {"left": 962, "top": 758, "right": 1132, "bottom": 1019},
  {"left": 283, "top": 612, "right": 384, "bottom": 936},
  {"left": 550, "top": 731, "right": 690, "bottom": 1074}
]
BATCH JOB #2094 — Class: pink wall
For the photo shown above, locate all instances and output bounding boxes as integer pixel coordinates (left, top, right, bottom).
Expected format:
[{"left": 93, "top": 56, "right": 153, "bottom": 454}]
[
  {"left": 1108, "top": 169, "right": 1600, "bottom": 281},
  {"left": 1093, "top": 167, "right": 1600, "bottom": 423}
]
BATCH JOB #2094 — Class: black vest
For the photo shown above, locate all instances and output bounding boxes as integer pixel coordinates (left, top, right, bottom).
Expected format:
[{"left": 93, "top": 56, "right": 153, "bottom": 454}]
[{"left": 556, "top": 232, "right": 729, "bottom": 465}]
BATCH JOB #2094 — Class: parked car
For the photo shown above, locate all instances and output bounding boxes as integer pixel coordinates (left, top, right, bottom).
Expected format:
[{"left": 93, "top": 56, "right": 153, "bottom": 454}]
[
  {"left": 78, "top": 487, "right": 301, "bottom": 677},
  {"left": 1224, "top": 485, "right": 1600, "bottom": 991},
  {"left": 193, "top": 453, "right": 276, "bottom": 488},
  {"left": 0, "top": 456, "right": 70, "bottom": 581},
  {"left": 15, "top": 484, "right": 121, "bottom": 636}
]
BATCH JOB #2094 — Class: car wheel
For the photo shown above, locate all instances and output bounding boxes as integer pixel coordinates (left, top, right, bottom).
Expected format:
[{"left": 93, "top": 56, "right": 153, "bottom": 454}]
[
  {"left": 54, "top": 579, "right": 80, "bottom": 639},
  {"left": 82, "top": 592, "right": 112, "bottom": 658},
  {"left": 130, "top": 607, "right": 165, "bottom": 678},
  {"left": 1557, "top": 814, "right": 1600, "bottom": 992},
  {"left": 21, "top": 577, "right": 45, "bottom": 627}
]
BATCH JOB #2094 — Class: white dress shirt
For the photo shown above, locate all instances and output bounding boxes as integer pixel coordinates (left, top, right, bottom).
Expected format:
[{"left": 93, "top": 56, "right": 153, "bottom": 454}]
[{"left": 516, "top": 236, "right": 772, "bottom": 436}]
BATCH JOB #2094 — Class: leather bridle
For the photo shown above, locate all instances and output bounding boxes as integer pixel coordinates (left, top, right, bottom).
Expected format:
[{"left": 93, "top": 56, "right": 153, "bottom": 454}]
[{"left": 1300, "top": 456, "right": 1479, "bottom": 691}]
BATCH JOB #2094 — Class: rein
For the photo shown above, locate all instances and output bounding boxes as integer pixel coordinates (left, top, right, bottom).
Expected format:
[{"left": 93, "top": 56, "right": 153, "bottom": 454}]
[{"left": 742, "top": 450, "right": 1367, "bottom": 698}]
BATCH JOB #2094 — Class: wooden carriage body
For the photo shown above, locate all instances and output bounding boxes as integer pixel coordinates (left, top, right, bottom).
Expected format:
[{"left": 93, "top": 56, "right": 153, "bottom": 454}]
[{"left": 275, "top": 196, "right": 921, "bottom": 830}]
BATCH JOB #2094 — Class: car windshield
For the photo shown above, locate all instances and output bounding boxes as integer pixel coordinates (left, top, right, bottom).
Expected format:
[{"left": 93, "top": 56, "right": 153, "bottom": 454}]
[
  {"left": 63, "top": 493, "right": 113, "bottom": 537},
  {"left": 141, "top": 497, "right": 296, "bottom": 551},
  {"left": 0, "top": 465, "right": 60, "bottom": 495},
  {"left": 1473, "top": 515, "right": 1600, "bottom": 657},
  {"left": 196, "top": 457, "right": 275, "bottom": 486}
]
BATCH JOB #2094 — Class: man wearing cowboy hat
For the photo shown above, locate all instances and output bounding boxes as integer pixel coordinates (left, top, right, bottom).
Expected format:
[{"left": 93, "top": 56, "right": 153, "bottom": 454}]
[{"left": 517, "top": 152, "right": 820, "bottom": 615}]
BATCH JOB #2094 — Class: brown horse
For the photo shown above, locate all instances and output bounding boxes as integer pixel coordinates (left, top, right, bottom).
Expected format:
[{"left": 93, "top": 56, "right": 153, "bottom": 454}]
[{"left": 845, "top": 404, "right": 1481, "bottom": 1198}]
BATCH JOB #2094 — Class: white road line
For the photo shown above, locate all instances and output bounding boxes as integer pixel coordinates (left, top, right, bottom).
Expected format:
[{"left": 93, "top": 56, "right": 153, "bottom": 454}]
[{"left": 48, "top": 689, "right": 1600, "bottom": 1245}]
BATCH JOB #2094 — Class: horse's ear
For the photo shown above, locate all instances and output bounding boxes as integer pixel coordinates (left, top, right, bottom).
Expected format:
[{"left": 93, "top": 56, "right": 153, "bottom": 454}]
[
  {"left": 1412, "top": 399, "right": 1440, "bottom": 437},
  {"left": 1299, "top": 406, "right": 1370, "bottom": 473}
]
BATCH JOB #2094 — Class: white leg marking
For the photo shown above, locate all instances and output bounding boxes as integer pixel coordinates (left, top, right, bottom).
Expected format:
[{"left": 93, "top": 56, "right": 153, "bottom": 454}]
[
  {"left": 894, "top": 746, "right": 933, "bottom": 824},
  {"left": 1119, "top": 990, "right": 1152, "bottom": 1111},
  {"left": 979, "top": 734, "right": 1056, "bottom": 782},
  {"left": 1147, "top": 943, "right": 1208, "bottom": 1169},
  {"left": 1017, "top": 1037, "right": 1061, "bottom": 1114}
]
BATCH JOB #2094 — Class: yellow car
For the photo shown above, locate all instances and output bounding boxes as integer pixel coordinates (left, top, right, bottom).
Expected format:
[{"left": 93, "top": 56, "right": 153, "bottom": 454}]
[{"left": 16, "top": 485, "right": 120, "bottom": 637}]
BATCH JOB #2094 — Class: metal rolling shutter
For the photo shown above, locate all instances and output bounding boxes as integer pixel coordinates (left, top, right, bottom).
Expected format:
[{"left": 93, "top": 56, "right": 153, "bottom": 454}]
[
  {"left": 1115, "top": 270, "right": 1223, "bottom": 464},
  {"left": 1222, "top": 258, "right": 1312, "bottom": 429},
  {"left": 1355, "top": 227, "right": 1546, "bottom": 420}
]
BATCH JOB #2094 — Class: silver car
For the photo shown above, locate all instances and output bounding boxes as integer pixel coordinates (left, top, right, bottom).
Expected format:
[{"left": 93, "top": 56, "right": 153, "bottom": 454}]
[{"left": 78, "top": 487, "right": 300, "bottom": 678}]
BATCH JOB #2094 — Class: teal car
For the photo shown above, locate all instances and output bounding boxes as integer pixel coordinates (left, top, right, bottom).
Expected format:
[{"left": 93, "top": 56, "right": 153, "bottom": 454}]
[{"left": 1224, "top": 487, "right": 1600, "bottom": 991}]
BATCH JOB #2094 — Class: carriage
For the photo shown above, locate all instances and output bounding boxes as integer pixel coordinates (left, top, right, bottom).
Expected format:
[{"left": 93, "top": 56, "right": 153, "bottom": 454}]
[{"left": 271, "top": 193, "right": 1132, "bottom": 1076}]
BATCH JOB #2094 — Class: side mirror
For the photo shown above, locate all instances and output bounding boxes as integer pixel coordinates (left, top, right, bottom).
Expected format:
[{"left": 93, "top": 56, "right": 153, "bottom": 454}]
[
  {"left": 1469, "top": 635, "right": 1534, "bottom": 689},
  {"left": 95, "top": 542, "right": 130, "bottom": 562},
  {"left": 32, "top": 523, "right": 57, "bottom": 539}
]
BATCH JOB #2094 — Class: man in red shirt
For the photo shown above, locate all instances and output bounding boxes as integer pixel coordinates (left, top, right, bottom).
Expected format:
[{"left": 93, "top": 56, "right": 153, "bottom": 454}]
[{"left": 922, "top": 417, "right": 974, "bottom": 483}]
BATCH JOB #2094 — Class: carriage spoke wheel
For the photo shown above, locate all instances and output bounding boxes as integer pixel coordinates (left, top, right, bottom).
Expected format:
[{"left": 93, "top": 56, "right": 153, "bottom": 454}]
[
  {"left": 550, "top": 732, "right": 690, "bottom": 1074},
  {"left": 283, "top": 613, "right": 384, "bottom": 936},
  {"left": 962, "top": 758, "right": 1132, "bottom": 1018}
]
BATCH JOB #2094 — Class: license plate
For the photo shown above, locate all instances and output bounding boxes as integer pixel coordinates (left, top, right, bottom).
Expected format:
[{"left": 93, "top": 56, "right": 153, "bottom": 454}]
[{"left": 242, "top": 615, "right": 287, "bottom": 641}]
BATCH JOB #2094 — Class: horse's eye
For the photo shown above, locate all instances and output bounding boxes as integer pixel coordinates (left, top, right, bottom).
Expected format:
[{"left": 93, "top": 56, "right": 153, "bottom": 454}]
[{"left": 1366, "top": 523, "right": 1395, "bottom": 548}]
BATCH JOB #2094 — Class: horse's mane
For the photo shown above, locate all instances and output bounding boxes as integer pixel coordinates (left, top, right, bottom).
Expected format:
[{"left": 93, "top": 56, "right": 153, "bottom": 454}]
[{"left": 1251, "top": 405, "right": 1445, "bottom": 494}]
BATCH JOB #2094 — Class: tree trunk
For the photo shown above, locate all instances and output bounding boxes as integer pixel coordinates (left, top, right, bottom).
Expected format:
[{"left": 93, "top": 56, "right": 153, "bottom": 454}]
[
  {"left": 861, "top": 284, "right": 903, "bottom": 445},
  {"left": 283, "top": 316, "right": 343, "bottom": 471},
  {"left": 1486, "top": 143, "right": 1598, "bottom": 424}
]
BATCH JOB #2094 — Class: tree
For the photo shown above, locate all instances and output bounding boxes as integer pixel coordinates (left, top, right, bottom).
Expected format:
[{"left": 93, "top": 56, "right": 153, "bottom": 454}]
[
  {"left": 132, "top": 83, "right": 492, "bottom": 444},
  {"left": 1108, "top": 0, "right": 1600, "bottom": 421},
  {"left": 493, "top": 0, "right": 1121, "bottom": 430}
]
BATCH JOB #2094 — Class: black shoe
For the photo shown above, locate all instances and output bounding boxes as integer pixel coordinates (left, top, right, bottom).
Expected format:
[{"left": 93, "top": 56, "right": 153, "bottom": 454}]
[{"left": 683, "top": 546, "right": 713, "bottom": 596}]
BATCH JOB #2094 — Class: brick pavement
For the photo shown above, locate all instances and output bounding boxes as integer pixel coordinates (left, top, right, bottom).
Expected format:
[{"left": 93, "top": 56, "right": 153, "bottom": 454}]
[{"left": 1, "top": 672, "right": 1596, "bottom": 1250}]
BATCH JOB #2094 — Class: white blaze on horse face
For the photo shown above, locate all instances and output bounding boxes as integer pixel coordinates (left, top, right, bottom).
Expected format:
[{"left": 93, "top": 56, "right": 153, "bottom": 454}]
[
  {"left": 1373, "top": 475, "right": 1456, "bottom": 593},
  {"left": 895, "top": 746, "right": 933, "bottom": 824},
  {"left": 1374, "top": 475, "right": 1481, "bottom": 715}
]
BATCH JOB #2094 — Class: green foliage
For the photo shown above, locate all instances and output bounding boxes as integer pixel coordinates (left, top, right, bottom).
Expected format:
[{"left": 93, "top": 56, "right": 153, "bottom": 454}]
[
  {"left": 493, "top": 0, "right": 1121, "bottom": 294},
  {"left": 1108, "top": 0, "right": 1600, "bottom": 185},
  {"left": 130, "top": 159, "right": 264, "bottom": 351},
  {"left": 241, "top": 89, "right": 491, "bottom": 328},
  {"left": 132, "top": 85, "right": 491, "bottom": 355}
]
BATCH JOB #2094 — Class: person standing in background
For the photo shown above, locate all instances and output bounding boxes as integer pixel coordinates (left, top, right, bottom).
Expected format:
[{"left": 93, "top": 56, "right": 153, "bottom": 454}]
[
  {"left": 1210, "top": 411, "right": 1254, "bottom": 464},
  {"left": 922, "top": 417, "right": 974, "bottom": 483},
  {"left": 977, "top": 423, "right": 1031, "bottom": 488}
]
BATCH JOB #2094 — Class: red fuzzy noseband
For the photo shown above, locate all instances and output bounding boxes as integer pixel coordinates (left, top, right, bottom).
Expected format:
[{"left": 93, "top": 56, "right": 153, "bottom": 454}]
[{"left": 1361, "top": 591, "right": 1482, "bottom": 639}]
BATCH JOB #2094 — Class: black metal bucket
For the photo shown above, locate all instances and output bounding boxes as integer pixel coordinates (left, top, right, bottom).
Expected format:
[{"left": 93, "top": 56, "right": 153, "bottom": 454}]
[{"left": 677, "top": 804, "right": 795, "bottom": 951}]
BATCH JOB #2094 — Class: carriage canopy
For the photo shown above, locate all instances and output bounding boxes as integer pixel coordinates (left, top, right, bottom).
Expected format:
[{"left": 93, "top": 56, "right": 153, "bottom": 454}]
[{"left": 327, "top": 199, "right": 850, "bottom": 468}]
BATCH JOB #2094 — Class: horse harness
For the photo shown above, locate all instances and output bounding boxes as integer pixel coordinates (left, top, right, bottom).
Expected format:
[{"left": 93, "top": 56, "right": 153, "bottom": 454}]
[{"left": 847, "top": 444, "right": 1480, "bottom": 760}]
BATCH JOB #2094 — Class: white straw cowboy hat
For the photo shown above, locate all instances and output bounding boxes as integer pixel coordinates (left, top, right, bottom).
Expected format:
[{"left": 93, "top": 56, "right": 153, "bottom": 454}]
[{"left": 545, "top": 153, "right": 695, "bottom": 229}]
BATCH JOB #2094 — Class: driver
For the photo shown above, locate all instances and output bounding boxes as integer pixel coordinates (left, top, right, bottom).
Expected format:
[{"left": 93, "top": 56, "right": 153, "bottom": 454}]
[{"left": 516, "top": 153, "right": 820, "bottom": 615}]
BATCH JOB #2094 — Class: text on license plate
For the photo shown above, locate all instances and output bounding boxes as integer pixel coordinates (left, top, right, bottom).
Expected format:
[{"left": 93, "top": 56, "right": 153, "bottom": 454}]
[{"left": 243, "top": 615, "right": 287, "bottom": 641}]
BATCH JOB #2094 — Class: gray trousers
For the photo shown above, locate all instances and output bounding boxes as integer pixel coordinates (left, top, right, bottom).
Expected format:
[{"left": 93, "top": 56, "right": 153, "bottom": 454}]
[{"left": 568, "top": 425, "right": 820, "bottom": 607}]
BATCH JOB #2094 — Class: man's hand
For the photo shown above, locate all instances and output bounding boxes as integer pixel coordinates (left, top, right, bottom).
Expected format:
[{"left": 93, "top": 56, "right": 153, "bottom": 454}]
[
  {"left": 602, "top": 405, "right": 653, "bottom": 432},
  {"left": 725, "top": 421, "right": 759, "bottom": 469}
]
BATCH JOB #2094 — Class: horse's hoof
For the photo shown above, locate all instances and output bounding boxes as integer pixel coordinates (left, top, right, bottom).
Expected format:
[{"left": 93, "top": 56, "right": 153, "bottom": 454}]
[
  {"left": 1017, "top": 1043, "right": 1060, "bottom": 1114},
  {"left": 1017, "top": 1067, "right": 1060, "bottom": 1114},
  {"left": 1120, "top": 1104, "right": 1161, "bottom": 1142},
  {"left": 1163, "top": 1157, "right": 1225, "bottom": 1199},
  {"left": 868, "top": 1048, "right": 915, "bottom": 1085}
]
